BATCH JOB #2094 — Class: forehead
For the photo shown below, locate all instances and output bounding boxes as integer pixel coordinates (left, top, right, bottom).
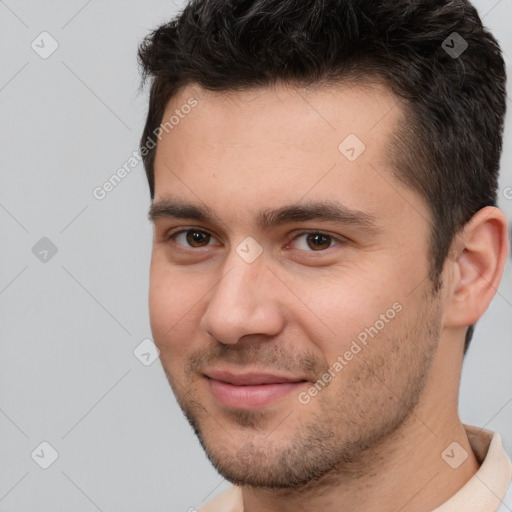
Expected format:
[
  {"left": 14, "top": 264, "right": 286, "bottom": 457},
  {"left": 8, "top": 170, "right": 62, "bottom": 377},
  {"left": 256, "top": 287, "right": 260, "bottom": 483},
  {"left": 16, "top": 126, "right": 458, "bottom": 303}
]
[
  {"left": 159, "top": 79, "right": 402, "bottom": 151},
  {"left": 152, "top": 80, "right": 424, "bottom": 230}
]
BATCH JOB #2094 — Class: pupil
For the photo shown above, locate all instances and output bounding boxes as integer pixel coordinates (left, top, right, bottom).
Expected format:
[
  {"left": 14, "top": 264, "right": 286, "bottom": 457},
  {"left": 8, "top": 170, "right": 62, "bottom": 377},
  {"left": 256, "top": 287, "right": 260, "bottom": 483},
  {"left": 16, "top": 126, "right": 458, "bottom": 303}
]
[
  {"left": 307, "top": 233, "right": 330, "bottom": 250},
  {"left": 187, "top": 230, "right": 209, "bottom": 247}
]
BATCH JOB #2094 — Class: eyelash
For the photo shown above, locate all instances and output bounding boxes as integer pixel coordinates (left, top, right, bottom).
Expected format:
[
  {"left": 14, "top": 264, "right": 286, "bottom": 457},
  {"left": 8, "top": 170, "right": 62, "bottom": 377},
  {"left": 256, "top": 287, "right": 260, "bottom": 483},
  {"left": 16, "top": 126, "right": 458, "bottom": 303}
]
[{"left": 166, "top": 228, "right": 344, "bottom": 252}]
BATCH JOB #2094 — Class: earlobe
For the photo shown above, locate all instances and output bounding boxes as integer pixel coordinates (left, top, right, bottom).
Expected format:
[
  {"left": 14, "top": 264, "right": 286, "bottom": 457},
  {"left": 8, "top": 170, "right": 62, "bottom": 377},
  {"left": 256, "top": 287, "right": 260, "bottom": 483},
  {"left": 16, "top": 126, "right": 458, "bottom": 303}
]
[{"left": 444, "top": 206, "right": 509, "bottom": 328}]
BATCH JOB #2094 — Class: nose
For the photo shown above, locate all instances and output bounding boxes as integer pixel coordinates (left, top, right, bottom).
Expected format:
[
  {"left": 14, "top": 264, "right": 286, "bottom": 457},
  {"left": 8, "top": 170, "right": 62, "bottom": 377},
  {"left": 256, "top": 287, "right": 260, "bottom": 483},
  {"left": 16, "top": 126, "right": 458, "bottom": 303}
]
[{"left": 199, "top": 255, "right": 285, "bottom": 345}]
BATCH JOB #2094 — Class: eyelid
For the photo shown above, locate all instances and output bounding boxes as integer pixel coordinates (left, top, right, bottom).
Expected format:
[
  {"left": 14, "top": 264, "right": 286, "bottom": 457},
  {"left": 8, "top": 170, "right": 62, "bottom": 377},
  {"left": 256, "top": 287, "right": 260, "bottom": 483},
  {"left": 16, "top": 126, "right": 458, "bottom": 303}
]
[{"left": 166, "top": 226, "right": 211, "bottom": 240}]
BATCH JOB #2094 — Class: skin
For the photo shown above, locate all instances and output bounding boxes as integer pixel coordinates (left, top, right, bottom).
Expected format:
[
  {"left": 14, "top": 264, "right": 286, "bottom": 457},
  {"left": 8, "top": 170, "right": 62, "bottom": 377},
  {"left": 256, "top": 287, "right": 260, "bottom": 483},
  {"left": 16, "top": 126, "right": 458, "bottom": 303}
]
[{"left": 148, "top": 81, "right": 509, "bottom": 511}]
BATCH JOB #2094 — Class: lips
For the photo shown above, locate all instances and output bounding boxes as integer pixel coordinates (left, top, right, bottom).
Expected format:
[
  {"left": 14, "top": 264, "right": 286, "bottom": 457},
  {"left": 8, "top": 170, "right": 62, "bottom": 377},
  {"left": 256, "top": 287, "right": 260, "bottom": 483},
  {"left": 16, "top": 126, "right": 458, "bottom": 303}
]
[
  {"left": 204, "top": 369, "right": 309, "bottom": 409},
  {"left": 205, "top": 369, "right": 306, "bottom": 386}
]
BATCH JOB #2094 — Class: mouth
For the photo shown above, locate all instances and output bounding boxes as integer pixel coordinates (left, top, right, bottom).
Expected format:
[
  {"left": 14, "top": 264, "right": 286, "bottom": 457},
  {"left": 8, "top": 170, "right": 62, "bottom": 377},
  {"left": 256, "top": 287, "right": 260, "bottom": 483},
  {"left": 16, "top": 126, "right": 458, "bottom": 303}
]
[{"left": 204, "top": 369, "right": 309, "bottom": 409}]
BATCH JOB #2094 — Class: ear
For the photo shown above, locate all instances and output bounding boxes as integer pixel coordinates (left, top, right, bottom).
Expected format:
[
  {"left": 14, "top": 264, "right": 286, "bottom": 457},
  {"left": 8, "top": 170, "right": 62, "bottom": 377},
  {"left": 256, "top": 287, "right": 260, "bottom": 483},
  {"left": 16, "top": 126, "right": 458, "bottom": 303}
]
[{"left": 444, "top": 206, "right": 509, "bottom": 328}]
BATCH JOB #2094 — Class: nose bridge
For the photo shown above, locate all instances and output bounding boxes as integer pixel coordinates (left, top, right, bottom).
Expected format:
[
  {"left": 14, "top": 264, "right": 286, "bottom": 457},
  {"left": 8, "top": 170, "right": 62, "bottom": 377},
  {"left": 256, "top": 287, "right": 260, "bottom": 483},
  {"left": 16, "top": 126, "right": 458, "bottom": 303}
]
[
  {"left": 211, "top": 250, "right": 265, "bottom": 317},
  {"left": 220, "top": 254, "right": 261, "bottom": 304},
  {"left": 200, "top": 249, "right": 283, "bottom": 344}
]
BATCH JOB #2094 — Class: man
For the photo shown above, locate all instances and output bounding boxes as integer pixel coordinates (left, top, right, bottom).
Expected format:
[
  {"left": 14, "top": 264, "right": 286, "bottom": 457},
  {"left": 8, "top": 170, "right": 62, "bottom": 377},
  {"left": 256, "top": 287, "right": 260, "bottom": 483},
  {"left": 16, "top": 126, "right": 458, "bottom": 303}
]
[{"left": 138, "top": 0, "right": 511, "bottom": 510}]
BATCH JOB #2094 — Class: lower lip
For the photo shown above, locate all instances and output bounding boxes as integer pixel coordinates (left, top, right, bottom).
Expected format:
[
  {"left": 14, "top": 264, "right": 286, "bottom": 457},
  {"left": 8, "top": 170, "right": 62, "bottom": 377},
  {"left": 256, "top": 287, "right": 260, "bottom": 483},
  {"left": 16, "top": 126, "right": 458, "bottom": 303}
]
[{"left": 207, "top": 378, "right": 306, "bottom": 409}]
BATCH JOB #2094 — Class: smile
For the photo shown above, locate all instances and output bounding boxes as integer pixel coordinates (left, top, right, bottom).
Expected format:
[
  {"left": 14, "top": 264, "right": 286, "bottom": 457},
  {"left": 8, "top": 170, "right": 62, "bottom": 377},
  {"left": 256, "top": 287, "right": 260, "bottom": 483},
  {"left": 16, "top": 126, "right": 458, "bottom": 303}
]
[{"left": 204, "top": 370, "right": 308, "bottom": 409}]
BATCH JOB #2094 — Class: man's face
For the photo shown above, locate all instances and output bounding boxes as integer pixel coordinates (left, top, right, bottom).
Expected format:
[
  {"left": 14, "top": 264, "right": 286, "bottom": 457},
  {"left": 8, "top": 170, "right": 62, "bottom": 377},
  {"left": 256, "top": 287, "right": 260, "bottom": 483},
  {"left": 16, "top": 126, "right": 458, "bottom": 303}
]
[{"left": 148, "top": 82, "right": 444, "bottom": 487}]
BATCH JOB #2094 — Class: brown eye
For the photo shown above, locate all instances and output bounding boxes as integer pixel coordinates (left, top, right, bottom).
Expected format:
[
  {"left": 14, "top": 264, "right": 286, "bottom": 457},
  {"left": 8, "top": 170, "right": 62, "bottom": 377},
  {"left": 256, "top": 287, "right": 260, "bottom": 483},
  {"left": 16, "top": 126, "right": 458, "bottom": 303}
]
[
  {"left": 306, "top": 233, "right": 332, "bottom": 250},
  {"left": 185, "top": 230, "right": 211, "bottom": 247},
  {"left": 288, "top": 231, "right": 342, "bottom": 252},
  {"left": 170, "top": 229, "right": 216, "bottom": 248}
]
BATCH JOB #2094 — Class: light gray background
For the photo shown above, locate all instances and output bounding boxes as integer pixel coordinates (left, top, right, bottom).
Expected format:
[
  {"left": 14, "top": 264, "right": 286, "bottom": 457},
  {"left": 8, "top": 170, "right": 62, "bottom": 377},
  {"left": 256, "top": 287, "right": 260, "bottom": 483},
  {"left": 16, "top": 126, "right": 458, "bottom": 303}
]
[{"left": 1, "top": 1, "right": 511, "bottom": 511}]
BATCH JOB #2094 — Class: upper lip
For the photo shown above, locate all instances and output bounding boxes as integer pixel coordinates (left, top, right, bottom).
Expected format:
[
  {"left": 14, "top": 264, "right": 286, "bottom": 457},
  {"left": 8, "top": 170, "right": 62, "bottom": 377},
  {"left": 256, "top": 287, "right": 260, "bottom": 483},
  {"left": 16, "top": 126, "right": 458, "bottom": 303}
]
[{"left": 204, "top": 369, "right": 308, "bottom": 386}]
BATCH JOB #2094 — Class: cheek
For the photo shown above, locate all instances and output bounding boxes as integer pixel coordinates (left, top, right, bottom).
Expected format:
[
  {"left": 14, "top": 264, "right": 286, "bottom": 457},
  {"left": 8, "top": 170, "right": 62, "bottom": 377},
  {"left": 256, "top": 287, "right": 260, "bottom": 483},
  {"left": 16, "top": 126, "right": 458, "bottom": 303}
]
[
  {"left": 148, "top": 257, "right": 204, "bottom": 356},
  {"left": 288, "top": 268, "right": 406, "bottom": 357}
]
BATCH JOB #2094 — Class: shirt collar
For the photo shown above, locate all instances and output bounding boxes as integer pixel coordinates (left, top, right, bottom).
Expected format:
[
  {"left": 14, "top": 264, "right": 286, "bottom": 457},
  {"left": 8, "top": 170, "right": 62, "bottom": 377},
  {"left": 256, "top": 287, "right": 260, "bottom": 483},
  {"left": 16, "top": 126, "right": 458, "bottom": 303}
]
[{"left": 432, "top": 424, "right": 512, "bottom": 512}]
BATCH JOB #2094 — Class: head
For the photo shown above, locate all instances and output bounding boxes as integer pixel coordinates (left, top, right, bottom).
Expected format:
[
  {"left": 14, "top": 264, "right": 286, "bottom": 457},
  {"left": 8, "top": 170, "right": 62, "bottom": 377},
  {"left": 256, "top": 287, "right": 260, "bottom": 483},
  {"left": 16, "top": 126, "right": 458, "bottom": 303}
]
[{"left": 139, "top": 0, "right": 508, "bottom": 489}]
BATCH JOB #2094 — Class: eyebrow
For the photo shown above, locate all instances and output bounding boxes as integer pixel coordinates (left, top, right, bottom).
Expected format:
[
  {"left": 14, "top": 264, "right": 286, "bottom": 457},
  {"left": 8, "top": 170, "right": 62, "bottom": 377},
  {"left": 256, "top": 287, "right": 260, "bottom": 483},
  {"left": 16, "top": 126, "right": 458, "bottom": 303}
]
[{"left": 148, "top": 196, "right": 380, "bottom": 234}]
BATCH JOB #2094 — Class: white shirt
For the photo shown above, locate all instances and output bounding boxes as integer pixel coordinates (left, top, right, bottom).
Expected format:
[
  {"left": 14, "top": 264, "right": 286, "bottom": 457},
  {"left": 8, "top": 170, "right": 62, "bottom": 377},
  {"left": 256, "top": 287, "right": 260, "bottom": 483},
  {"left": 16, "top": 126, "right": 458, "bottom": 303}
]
[{"left": 198, "top": 424, "right": 512, "bottom": 512}]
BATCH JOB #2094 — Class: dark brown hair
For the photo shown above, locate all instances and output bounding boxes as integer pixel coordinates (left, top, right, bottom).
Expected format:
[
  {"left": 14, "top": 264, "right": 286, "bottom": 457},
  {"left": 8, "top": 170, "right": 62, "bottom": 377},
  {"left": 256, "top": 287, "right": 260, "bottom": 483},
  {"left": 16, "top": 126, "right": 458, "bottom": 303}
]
[{"left": 138, "top": 0, "right": 507, "bottom": 354}]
